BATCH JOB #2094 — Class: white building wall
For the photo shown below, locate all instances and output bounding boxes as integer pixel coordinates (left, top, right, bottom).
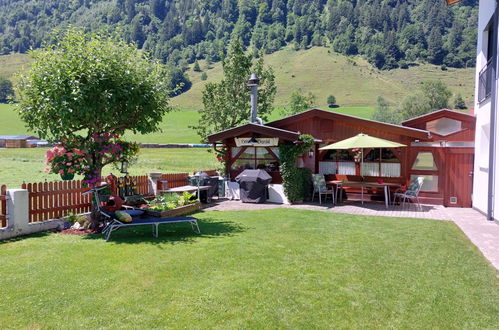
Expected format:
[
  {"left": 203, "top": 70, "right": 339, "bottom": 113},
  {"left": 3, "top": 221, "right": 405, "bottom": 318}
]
[{"left": 474, "top": 0, "right": 499, "bottom": 217}]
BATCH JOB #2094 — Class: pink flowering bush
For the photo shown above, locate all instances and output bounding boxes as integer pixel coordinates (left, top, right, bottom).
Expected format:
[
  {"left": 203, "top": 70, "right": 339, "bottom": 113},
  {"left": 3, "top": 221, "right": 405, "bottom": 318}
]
[
  {"left": 80, "top": 133, "right": 139, "bottom": 186},
  {"left": 44, "top": 146, "right": 86, "bottom": 177},
  {"left": 43, "top": 133, "right": 139, "bottom": 187}
]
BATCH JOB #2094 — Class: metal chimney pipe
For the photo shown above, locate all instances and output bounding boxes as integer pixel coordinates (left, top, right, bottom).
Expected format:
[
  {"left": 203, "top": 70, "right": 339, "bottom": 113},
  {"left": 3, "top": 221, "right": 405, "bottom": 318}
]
[{"left": 247, "top": 73, "right": 260, "bottom": 123}]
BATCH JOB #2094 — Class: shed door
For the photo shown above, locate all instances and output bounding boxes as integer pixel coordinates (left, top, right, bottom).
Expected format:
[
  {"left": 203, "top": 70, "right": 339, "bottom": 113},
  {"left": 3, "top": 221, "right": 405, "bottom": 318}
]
[{"left": 444, "top": 150, "right": 474, "bottom": 207}]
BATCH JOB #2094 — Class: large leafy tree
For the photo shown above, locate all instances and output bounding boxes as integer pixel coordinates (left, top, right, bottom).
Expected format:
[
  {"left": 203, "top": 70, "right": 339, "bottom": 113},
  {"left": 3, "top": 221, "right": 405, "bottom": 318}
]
[
  {"left": 397, "top": 80, "right": 452, "bottom": 121},
  {"left": 16, "top": 28, "right": 171, "bottom": 182},
  {"left": 193, "top": 39, "right": 276, "bottom": 140}
]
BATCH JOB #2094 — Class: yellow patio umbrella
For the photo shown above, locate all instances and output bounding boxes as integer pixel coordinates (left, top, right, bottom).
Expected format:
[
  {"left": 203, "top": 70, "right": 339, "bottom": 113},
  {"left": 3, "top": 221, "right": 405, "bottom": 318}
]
[
  {"left": 319, "top": 133, "right": 406, "bottom": 150},
  {"left": 319, "top": 133, "right": 406, "bottom": 177}
]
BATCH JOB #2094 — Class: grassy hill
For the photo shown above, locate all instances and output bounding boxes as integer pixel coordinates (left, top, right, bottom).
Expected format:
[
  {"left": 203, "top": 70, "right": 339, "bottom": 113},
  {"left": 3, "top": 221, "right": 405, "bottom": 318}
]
[
  {"left": 174, "top": 47, "right": 475, "bottom": 110},
  {"left": 0, "top": 47, "right": 475, "bottom": 143},
  {"left": 0, "top": 53, "right": 31, "bottom": 80}
]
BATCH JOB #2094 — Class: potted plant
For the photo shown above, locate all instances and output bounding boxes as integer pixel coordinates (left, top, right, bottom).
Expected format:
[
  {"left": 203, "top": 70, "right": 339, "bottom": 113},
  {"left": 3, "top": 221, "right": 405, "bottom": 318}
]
[{"left": 144, "top": 191, "right": 201, "bottom": 217}]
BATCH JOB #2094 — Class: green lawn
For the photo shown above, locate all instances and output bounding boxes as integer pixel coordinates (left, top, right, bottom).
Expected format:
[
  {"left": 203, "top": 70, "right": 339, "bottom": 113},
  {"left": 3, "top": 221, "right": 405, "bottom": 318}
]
[
  {"left": 1, "top": 103, "right": 374, "bottom": 143},
  {"left": 0, "top": 148, "right": 218, "bottom": 188},
  {"left": 0, "top": 209, "right": 498, "bottom": 328}
]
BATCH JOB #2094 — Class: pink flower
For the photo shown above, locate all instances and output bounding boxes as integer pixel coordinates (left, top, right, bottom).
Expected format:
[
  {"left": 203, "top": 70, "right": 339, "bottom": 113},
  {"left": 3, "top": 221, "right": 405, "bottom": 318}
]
[
  {"left": 58, "top": 170, "right": 64, "bottom": 175},
  {"left": 44, "top": 167, "right": 50, "bottom": 173},
  {"left": 68, "top": 169, "right": 75, "bottom": 173},
  {"left": 66, "top": 162, "right": 72, "bottom": 166}
]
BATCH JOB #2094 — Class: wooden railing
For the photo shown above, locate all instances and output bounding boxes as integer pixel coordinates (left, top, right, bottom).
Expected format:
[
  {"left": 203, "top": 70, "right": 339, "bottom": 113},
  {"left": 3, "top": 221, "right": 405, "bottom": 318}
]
[
  {"left": 159, "top": 170, "right": 218, "bottom": 189},
  {"left": 159, "top": 173, "right": 189, "bottom": 188},
  {"left": 22, "top": 180, "right": 92, "bottom": 223},
  {"left": 0, "top": 185, "right": 7, "bottom": 228},
  {"left": 18, "top": 170, "right": 218, "bottom": 223}
]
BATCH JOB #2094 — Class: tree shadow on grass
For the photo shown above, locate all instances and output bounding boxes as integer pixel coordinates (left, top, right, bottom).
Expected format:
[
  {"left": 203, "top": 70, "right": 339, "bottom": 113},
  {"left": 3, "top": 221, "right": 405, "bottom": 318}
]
[{"left": 82, "top": 216, "right": 247, "bottom": 245}]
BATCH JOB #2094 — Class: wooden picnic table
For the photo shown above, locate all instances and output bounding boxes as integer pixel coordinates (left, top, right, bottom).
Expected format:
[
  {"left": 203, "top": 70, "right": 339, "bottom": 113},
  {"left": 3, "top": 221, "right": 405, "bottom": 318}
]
[{"left": 327, "top": 180, "right": 401, "bottom": 208}]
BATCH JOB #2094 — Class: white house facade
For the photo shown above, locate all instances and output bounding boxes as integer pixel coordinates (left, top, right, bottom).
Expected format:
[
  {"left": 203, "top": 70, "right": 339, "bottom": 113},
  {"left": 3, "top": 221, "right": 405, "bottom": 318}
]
[{"left": 473, "top": 0, "right": 499, "bottom": 220}]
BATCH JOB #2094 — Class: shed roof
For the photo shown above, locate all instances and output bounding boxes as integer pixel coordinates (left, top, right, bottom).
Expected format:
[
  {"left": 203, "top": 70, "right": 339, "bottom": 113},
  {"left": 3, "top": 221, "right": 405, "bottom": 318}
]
[
  {"left": 0, "top": 135, "right": 38, "bottom": 140},
  {"left": 207, "top": 123, "right": 305, "bottom": 143},
  {"left": 267, "top": 108, "right": 431, "bottom": 140}
]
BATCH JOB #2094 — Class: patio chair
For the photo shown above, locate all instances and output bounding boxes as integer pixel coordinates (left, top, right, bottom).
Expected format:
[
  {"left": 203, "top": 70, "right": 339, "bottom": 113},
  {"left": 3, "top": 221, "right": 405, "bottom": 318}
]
[
  {"left": 311, "top": 174, "right": 335, "bottom": 205},
  {"left": 83, "top": 185, "right": 200, "bottom": 241},
  {"left": 393, "top": 176, "right": 424, "bottom": 209}
]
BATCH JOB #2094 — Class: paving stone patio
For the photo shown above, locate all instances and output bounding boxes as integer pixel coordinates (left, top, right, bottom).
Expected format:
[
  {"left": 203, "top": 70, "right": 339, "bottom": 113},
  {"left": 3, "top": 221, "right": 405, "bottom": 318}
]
[{"left": 203, "top": 198, "right": 499, "bottom": 270}]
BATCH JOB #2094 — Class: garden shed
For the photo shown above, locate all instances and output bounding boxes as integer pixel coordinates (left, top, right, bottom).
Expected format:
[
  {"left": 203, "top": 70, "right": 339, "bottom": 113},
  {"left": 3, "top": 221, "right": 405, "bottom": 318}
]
[
  {"left": 208, "top": 108, "right": 475, "bottom": 207},
  {"left": 0, "top": 135, "right": 39, "bottom": 148}
]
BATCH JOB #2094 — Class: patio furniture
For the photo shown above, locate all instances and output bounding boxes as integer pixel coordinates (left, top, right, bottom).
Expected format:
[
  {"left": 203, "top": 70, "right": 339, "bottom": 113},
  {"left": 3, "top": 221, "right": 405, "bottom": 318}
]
[
  {"left": 393, "top": 176, "right": 424, "bottom": 209},
  {"left": 83, "top": 184, "right": 201, "bottom": 241},
  {"left": 101, "top": 216, "right": 200, "bottom": 241},
  {"left": 312, "top": 174, "right": 335, "bottom": 204},
  {"left": 331, "top": 180, "right": 401, "bottom": 208}
]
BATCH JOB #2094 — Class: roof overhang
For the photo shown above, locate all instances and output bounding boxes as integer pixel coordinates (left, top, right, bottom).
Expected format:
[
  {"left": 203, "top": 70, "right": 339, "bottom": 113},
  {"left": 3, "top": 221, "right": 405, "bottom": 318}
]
[
  {"left": 267, "top": 108, "right": 431, "bottom": 140},
  {"left": 446, "top": 0, "right": 463, "bottom": 4},
  {"left": 207, "top": 123, "right": 311, "bottom": 143},
  {"left": 401, "top": 109, "right": 475, "bottom": 127}
]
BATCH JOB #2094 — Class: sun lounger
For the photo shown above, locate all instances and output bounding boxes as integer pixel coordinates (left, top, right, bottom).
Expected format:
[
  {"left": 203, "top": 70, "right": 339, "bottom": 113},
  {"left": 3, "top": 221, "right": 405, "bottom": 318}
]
[
  {"left": 101, "top": 216, "right": 200, "bottom": 241},
  {"left": 83, "top": 184, "right": 201, "bottom": 241}
]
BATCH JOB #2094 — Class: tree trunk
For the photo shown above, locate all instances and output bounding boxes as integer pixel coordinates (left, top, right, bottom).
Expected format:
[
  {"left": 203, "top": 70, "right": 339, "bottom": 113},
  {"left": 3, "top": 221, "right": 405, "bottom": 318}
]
[{"left": 88, "top": 166, "right": 104, "bottom": 232}]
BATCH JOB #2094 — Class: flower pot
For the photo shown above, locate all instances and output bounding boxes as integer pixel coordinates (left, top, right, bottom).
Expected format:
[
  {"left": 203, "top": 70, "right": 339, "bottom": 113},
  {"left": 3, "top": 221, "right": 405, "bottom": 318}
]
[
  {"left": 60, "top": 173, "right": 75, "bottom": 180},
  {"left": 144, "top": 202, "right": 201, "bottom": 218}
]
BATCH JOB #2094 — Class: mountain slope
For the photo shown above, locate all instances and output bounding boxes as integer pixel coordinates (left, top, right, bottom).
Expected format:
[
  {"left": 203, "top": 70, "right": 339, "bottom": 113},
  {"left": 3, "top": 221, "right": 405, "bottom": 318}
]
[{"left": 173, "top": 47, "right": 475, "bottom": 110}]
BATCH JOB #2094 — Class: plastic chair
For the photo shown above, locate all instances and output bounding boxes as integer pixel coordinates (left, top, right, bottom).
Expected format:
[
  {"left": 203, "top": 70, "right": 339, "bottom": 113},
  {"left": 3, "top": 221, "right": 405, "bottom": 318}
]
[
  {"left": 393, "top": 177, "right": 424, "bottom": 209},
  {"left": 311, "top": 174, "right": 335, "bottom": 204}
]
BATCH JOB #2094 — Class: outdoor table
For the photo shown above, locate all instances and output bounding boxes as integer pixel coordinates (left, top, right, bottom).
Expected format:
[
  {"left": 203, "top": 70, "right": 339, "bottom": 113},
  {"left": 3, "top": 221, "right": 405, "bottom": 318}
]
[{"left": 327, "top": 180, "right": 401, "bottom": 208}]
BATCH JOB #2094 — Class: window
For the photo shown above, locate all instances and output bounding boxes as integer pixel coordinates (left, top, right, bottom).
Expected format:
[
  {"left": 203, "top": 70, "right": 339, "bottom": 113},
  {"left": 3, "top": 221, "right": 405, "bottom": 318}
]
[
  {"left": 320, "top": 149, "right": 355, "bottom": 175},
  {"left": 362, "top": 148, "right": 401, "bottom": 177},
  {"left": 412, "top": 152, "right": 438, "bottom": 171},
  {"left": 230, "top": 147, "right": 280, "bottom": 172},
  {"left": 479, "top": 17, "right": 496, "bottom": 102},
  {"left": 411, "top": 152, "right": 439, "bottom": 192},
  {"left": 426, "top": 118, "right": 462, "bottom": 136},
  {"left": 411, "top": 175, "right": 439, "bottom": 192},
  {"left": 322, "top": 149, "right": 353, "bottom": 161}
]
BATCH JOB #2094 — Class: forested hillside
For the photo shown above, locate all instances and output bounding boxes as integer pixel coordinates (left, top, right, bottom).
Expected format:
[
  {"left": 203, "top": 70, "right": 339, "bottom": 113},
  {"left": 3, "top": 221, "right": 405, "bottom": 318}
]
[{"left": 0, "top": 0, "right": 478, "bottom": 71}]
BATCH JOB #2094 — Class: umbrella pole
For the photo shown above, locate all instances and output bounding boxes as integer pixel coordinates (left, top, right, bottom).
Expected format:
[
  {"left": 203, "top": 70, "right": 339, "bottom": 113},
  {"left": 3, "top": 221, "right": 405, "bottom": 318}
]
[{"left": 361, "top": 149, "right": 364, "bottom": 205}]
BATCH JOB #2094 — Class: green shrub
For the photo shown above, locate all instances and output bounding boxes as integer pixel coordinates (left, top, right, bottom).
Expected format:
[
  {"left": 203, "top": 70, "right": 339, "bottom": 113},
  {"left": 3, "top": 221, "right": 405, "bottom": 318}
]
[{"left": 279, "top": 134, "right": 314, "bottom": 202}]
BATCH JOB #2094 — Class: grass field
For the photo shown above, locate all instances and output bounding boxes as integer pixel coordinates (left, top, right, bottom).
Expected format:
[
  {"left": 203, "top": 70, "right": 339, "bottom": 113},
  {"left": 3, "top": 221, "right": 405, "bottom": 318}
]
[
  {"left": 0, "top": 148, "right": 218, "bottom": 188},
  {"left": 174, "top": 47, "right": 475, "bottom": 110},
  {"left": 0, "top": 209, "right": 498, "bottom": 328},
  {"left": 1, "top": 47, "right": 474, "bottom": 111},
  {"left": 0, "top": 47, "right": 473, "bottom": 143},
  {"left": 0, "top": 52, "right": 31, "bottom": 81},
  {"left": 0, "top": 103, "right": 375, "bottom": 143}
]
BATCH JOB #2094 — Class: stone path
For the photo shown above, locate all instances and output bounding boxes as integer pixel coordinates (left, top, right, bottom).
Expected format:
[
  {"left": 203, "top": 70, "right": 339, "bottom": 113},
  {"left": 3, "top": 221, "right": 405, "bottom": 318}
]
[{"left": 203, "top": 199, "right": 499, "bottom": 270}]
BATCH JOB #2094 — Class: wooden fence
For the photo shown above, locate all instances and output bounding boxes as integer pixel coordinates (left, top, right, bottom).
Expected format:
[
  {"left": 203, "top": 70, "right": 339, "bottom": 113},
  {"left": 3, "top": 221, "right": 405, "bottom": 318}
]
[
  {"left": 22, "top": 180, "right": 92, "bottom": 223},
  {"left": 18, "top": 170, "right": 218, "bottom": 223},
  {"left": 159, "top": 170, "right": 218, "bottom": 189},
  {"left": 159, "top": 173, "right": 189, "bottom": 188},
  {"left": 0, "top": 185, "right": 6, "bottom": 228}
]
